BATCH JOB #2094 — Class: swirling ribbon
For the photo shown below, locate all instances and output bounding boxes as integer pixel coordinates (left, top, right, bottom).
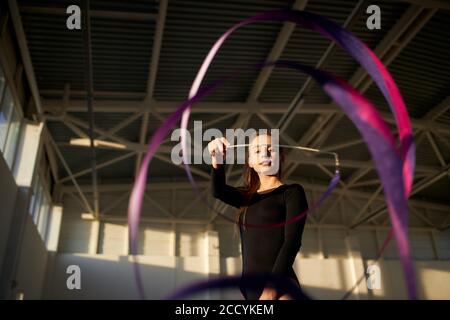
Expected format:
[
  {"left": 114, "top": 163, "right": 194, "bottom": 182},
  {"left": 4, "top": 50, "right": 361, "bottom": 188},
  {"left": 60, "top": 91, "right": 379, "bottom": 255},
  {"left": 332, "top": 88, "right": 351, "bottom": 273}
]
[{"left": 128, "top": 9, "right": 416, "bottom": 300}]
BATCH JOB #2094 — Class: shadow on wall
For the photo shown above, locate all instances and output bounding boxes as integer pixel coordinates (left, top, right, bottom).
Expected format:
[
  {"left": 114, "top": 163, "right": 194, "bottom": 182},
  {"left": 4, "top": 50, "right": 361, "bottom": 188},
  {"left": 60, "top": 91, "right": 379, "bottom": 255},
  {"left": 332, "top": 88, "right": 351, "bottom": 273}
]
[
  {"left": 40, "top": 253, "right": 368, "bottom": 300},
  {"left": 43, "top": 253, "right": 238, "bottom": 300},
  {"left": 42, "top": 253, "right": 450, "bottom": 300}
]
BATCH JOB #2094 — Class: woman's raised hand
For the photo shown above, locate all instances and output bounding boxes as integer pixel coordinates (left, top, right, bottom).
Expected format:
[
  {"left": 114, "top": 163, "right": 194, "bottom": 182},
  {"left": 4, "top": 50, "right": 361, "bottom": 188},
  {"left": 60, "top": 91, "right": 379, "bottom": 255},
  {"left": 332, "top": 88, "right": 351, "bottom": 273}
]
[{"left": 207, "top": 137, "right": 230, "bottom": 169}]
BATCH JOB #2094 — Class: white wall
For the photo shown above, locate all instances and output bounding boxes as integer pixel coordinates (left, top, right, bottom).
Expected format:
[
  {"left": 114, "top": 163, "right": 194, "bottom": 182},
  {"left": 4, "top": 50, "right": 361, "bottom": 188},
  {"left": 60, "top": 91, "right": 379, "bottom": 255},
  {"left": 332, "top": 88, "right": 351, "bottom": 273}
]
[
  {"left": 0, "top": 155, "right": 18, "bottom": 282},
  {"left": 41, "top": 253, "right": 450, "bottom": 300},
  {"left": 51, "top": 192, "right": 450, "bottom": 300},
  {"left": 14, "top": 214, "right": 48, "bottom": 299},
  {"left": 0, "top": 154, "right": 48, "bottom": 300},
  {"left": 43, "top": 254, "right": 209, "bottom": 299}
]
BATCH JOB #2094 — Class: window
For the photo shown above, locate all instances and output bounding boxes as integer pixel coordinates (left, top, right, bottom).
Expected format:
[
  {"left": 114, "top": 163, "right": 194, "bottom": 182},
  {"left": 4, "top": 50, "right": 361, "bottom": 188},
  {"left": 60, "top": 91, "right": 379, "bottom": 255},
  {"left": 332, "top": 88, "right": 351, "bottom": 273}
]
[
  {"left": 0, "top": 87, "right": 13, "bottom": 151},
  {"left": 0, "top": 64, "right": 51, "bottom": 243},
  {"left": 37, "top": 195, "right": 50, "bottom": 240},
  {"left": 32, "top": 183, "right": 43, "bottom": 224},
  {"left": 0, "top": 65, "right": 5, "bottom": 105},
  {"left": 29, "top": 175, "right": 39, "bottom": 216},
  {"left": 4, "top": 104, "right": 21, "bottom": 167},
  {"left": 0, "top": 64, "right": 23, "bottom": 170},
  {"left": 29, "top": 173, "right": 52, "bottom": 242}
]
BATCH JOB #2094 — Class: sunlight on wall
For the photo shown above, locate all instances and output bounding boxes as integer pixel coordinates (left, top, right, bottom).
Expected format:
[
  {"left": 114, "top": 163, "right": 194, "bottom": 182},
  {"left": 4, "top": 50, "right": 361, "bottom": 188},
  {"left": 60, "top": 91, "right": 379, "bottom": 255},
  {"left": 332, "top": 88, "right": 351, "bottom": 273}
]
[
  {"left": 416, "top": 262, "right": 450, "bottom": 299},
  {"left": 73, "top": 253, "right": 120, "bottom": 262},
  {"left": 297, "top": 258, "right": 352, "bottom": 293},
  {"left": 126, "top": 255, "right": 176, "bottom": 268}
]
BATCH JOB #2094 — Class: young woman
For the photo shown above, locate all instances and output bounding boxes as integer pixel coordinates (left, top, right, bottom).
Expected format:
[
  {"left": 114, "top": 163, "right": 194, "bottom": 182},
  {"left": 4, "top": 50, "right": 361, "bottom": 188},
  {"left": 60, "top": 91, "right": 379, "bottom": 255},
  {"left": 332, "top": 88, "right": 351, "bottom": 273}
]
[{"left": 207, "top": 133, "right": 308, "bottom": 300}]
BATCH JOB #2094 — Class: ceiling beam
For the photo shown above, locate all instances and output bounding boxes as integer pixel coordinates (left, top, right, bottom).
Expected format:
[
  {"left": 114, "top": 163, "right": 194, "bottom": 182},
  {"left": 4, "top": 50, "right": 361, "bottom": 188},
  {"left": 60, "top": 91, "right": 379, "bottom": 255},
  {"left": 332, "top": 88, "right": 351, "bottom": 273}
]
[
  {"left": 154, "top": 154, "right": 210, "bottom": 180},
  {"left": 210, "top": 1, "right": 311, "bottom": 219},
  {"left": 58, "top": 152, "right": 136, "bottom": 183},
  {"left": 62, "top": 114, "right": 139, "bottom": 148},
  {"left": 19, "top": 5, "right": 158, "bottom": 21},
  {"left": 40, "top": 90, "right": 146, "bottom": 100},
  {"left": 81, "top": 0, "right": 100, "bottom": 217},
  {"left": 399, "top": 0, "right": 450, "bottom": 10},
  {"left": 97, "top": 111, "right": 144, "bottom": 140},
  {"left": 42, "top": 98, "right": 333, "bottom": 114},
  {"left": 44, "top": 134, "right": 60, "bottom": 183},
  {"left": 144, "top": 193, "right": 175, "bottom": 218},
  {"left": 136, "top": 0, "right": 169, "bottom": 178},
  {"left": 93, "top": 214, "right": 439, "bottom": 232},
  {"left": 56, "top": 139, "right": 445, "bottom": 176},
  {"left": 48, "top": 135, "right": 93, "bottom": 213},
  {"left": 283, "top": 5, "right": 434, "bottom": 179},
  {"left": 276, "top": 0, "right": 367, "bottom": 133},
  {"left": 350, "top": 167, "right": 450, "bottom": 228},
  {"left": 246, "top": 0, "right": 309, "bottom": 102},
  {"left": 54, "top": 111, "right": 238, "bottom": 183},
  {"left": 61, "top": 178, "right": 450, "bottom": 214},
  {"left": 426, "top": 131, "right": 447, "bottom": 167},
  {"left": 101, "top": 191, "right": 130, "bottom": 215},
  {"left": 422, "top": 95, "right": 450, "bottom": 122},
  {"left": 41, "top": 99, "right": 450, "bottom": 135},
  {"left": 8, "top": 0, "right": 43, "bottom": 116}
]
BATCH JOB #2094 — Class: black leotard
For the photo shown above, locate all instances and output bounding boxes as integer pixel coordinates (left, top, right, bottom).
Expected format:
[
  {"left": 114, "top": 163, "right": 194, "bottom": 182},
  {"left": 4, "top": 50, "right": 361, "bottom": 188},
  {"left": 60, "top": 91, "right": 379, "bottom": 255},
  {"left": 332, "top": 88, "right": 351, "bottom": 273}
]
[{"left": 211, "top": 166, "right": 308, "bottom": 300}]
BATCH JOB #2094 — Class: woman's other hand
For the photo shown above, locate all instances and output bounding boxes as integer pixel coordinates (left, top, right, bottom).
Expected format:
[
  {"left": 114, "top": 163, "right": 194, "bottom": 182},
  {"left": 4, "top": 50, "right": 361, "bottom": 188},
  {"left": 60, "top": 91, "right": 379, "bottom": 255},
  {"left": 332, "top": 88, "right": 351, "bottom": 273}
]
[
  {"left": 258, "top": 287, "right": 278, "bottom": 300},
  {"left": 278, "top": 293, "right": 293, "bottom": 300}
]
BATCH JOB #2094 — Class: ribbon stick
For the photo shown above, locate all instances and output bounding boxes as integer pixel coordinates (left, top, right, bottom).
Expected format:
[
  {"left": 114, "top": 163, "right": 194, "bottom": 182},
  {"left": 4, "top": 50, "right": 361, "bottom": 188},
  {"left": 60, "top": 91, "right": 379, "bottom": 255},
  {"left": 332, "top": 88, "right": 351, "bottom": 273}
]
[
  {"left": 214, "top": 143, "right": 341, "bottom": 229},
  {"left": 128, "top": 9, "right": 416, "bottom": 300}
]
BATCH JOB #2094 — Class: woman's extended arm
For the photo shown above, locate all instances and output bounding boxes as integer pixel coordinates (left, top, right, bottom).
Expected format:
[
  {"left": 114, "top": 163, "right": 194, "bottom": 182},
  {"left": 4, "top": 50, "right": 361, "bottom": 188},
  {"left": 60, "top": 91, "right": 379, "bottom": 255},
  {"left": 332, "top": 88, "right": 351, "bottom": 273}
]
[
  {"left": 211, "top": 165, "right": 245, "bottom": 208},
  {"left": 208, "top": 138, "right": 245, "bottom": 208}
]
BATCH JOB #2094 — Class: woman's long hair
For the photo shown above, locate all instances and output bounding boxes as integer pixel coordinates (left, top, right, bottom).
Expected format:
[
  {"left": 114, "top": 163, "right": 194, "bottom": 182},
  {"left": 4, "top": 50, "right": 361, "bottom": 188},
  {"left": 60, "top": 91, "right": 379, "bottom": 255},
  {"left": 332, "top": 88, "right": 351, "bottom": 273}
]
[{"left": 233, "top": 138, "right": 284, "bottom": 238}]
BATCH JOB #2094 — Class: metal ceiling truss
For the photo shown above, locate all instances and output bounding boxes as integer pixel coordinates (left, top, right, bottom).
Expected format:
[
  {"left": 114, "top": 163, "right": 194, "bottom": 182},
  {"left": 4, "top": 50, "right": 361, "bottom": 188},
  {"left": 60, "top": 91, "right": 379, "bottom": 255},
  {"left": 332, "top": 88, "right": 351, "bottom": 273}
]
[{"left": 7, "top": 0, "right": 450, "bottom": 231}]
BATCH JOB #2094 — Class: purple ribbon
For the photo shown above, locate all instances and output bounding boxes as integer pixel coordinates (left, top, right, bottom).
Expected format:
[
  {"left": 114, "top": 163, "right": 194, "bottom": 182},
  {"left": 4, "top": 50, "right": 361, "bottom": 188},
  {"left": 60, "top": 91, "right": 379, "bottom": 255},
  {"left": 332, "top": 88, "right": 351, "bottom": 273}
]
[{"left": 128, "top": 9, "right": 416, "bottom": 300}]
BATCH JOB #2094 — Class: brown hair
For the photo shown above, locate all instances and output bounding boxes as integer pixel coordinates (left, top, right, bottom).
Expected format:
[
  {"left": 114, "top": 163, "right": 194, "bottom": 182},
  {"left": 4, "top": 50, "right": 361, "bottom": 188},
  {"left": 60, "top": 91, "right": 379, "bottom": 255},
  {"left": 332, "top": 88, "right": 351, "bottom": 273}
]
[{"left": 233, "top": 136, "right": 284, "bottom": 238}]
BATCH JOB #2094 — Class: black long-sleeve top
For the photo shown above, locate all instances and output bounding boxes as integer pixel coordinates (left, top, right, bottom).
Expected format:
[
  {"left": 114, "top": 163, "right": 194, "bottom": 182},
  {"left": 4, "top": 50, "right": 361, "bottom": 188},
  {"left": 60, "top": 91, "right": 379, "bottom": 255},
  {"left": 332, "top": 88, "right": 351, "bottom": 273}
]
[{"left": 211, "top": 166, "right": 308, "bottom": 299}]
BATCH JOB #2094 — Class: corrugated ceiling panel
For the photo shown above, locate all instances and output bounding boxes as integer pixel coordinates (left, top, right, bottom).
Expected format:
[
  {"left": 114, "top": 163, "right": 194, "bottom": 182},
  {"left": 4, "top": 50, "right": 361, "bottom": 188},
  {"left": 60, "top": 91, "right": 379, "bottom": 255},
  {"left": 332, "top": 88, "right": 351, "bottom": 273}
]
[
  {"left": 260, "top": 0, "right": 359, "bottom": 103},
  {"left": 20, "top": 0, "right": 156, "bottom": 92},
  {"left": 154, "top": 0, "right": 293, "bottom": 102},
  {"left": 365, "top": 10, "right": 450, "bottom": 118}
]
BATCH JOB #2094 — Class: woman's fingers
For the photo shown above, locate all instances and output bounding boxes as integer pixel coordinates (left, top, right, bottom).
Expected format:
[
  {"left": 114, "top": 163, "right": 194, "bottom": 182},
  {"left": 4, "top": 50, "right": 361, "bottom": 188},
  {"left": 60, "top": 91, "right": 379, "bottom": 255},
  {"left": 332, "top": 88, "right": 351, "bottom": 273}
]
[
  {"left": 218, "top": 140, "right": 224, "bottom": 154},
  {"left": 218, "top": 137, "right": 230, "bottom": 155},
  {"left": 208, "top": 138, "right": 229, "bottom": 154},
  {"left": 220, "top": 137, "right": 230, "bottom": 148},
  {"left": 207, "top": 143, "right": 215, "bottom": 157},
  {"left": 209, "top": 138, "right": 228, "bottom": 157},
  {"left": 207, "top": 139, "right": 219, "bottom": 155},
  {"left": 208, "top": 138, "right": 228, "bottom": 167}
]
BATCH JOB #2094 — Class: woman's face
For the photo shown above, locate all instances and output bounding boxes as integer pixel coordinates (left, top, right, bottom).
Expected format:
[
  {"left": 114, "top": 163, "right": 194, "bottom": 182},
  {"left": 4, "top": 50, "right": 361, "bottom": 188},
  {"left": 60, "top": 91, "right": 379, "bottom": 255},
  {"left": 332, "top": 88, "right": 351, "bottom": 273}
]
[{"left": 248, "top": 134, "right": 280, "bottom": 176}]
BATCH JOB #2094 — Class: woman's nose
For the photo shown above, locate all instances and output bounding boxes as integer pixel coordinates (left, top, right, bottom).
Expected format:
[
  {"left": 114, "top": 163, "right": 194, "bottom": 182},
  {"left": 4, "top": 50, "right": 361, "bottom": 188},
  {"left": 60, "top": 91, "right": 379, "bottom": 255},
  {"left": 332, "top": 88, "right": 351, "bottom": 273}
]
[{"left": 261, "top": 148, "right": 270, "bottom": 158}]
